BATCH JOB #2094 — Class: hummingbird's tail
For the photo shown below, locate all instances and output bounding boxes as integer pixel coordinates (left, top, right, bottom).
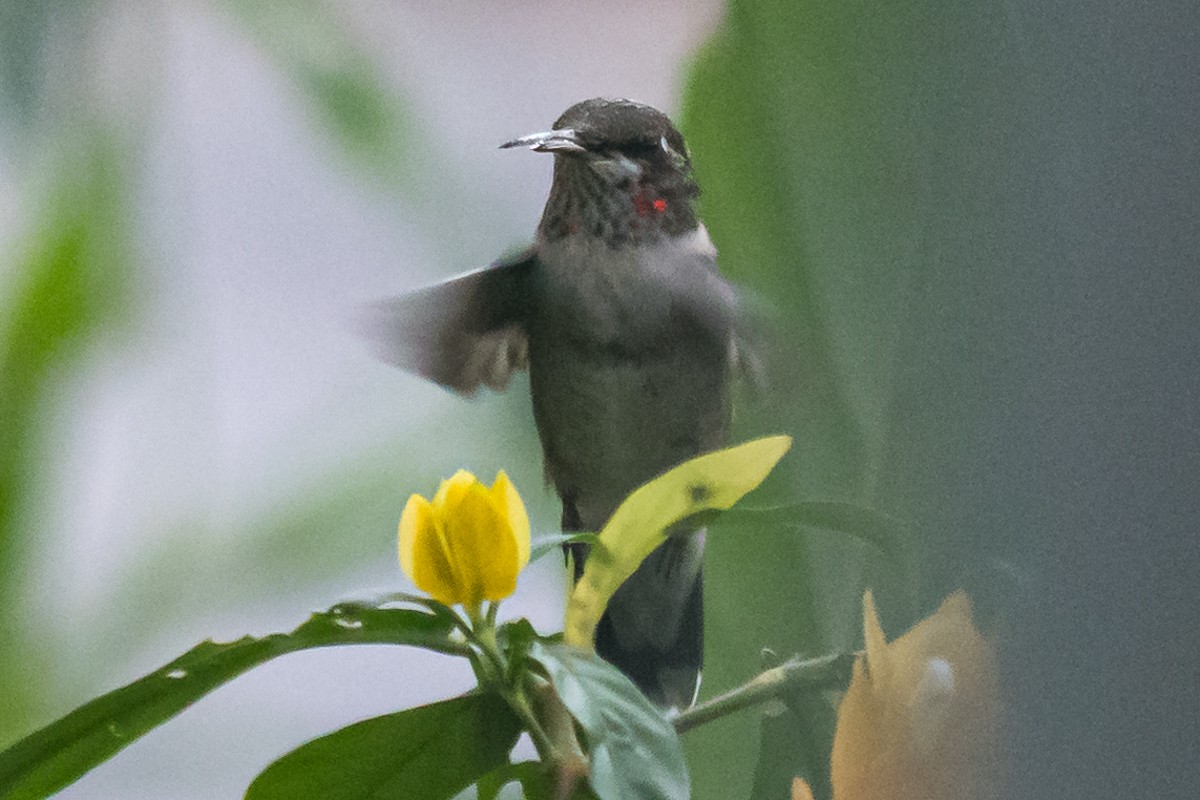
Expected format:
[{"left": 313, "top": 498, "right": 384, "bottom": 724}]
[{"left": 592, "top": 532, "right": 705, "bottom": 710}]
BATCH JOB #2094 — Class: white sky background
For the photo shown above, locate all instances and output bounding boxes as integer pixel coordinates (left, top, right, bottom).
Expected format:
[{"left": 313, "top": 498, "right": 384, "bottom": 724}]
[{"left": 3, "top": 1, "right": 724, "bottom": 798}]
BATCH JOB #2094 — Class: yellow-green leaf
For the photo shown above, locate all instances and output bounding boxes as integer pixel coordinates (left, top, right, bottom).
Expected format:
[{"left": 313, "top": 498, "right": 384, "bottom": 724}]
[{"left": 564, "top": 435, "right": 792, "bottom": 649}]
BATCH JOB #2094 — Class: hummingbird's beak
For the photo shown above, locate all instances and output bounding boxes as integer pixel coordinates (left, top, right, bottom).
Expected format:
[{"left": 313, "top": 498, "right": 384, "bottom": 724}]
[{"left": 499, "top": 128, "right": 587, "bottom": 154}]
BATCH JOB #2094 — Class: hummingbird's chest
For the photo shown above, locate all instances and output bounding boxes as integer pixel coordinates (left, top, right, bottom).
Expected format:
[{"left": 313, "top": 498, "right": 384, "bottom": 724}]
[
  {"left": 525, "top": 229, "right": 735, "bottom": 524},
  {"left": 530, "top": 229, "right": 722, "bottom": 350}
]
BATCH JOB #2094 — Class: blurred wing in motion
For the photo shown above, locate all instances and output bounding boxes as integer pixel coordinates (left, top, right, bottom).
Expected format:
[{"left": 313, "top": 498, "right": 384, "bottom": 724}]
[
  {"left": 718, "top": 282, "right": 780, "bottom": 402},
  {"left": 362, "top": 248, "right": 536, "bottom": 394}
]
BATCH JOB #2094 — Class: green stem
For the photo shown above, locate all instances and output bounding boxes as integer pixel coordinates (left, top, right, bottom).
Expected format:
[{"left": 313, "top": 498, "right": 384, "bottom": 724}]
[
  {"left": 508, "top": 681, "right": 560, "bottom": 762},
  {"left": 672, "top": 651, "right": 858, "bottom": 735},
  {"left": 459, "top": 603, "right": 551, "bottom": 751},
  {"left": 465, "top": 601, "right": 485, "bottom": 631},
  {"left": 459, "top": 608, "right": 506, "bottom": 695},
  {"left": 485, "top": 601, "right": 499, "bottom": 628},
  {"left": 525, "top": 677, "right": 590, "bottom": 794}
]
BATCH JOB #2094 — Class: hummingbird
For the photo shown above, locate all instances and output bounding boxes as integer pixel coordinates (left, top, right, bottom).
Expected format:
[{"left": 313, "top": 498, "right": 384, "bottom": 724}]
[{"left": 368, "top": 98, "right": 748, "bottom": 708}]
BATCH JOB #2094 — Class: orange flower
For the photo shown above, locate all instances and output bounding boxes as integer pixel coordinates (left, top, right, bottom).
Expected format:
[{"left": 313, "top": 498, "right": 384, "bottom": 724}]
[
  {"left": 823, "top": 590, "right": 1001, "bottom": 800},
  {"left": 792, "top": 777, "right": 815, "bottom": 800},
  {"left": 398, "top": 470, "right": 531, "bottom": 607}
]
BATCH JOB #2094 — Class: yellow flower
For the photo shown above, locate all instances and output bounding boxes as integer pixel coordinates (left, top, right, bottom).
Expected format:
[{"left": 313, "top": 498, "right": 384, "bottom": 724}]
[
  {"left": 825, "top": 590, "right": 1001, "bottom": 800},
  {"left": 398, "top": 469, "right": 531, "bottom": 607}
]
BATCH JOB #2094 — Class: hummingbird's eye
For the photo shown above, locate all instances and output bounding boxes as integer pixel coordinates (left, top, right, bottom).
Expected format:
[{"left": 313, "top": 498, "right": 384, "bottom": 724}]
[{"left": 616, "top": 138, "right": 661, "bottom": 160}]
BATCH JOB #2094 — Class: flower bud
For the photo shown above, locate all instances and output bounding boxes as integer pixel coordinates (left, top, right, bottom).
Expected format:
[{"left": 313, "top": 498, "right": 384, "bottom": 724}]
[
  {"left": 398, "top": 470, "right": 530, "bottom": 607},
  {"left": 829, "top": 591, "right": 1001, "bottom": 800}
]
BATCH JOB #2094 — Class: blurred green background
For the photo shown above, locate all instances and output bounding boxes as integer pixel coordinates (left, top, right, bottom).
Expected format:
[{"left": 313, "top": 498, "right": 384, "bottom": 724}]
[{"left": 2, "top": 1, "right": 1197, "bottom": 799}]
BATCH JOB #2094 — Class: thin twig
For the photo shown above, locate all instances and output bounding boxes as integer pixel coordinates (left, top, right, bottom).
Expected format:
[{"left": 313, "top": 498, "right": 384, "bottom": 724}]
[{"left": 673, "top": 651, "right": 858, "bottom": 734}]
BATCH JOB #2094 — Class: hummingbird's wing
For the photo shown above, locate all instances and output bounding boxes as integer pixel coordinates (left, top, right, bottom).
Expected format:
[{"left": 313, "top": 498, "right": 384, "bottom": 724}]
[
  {"left": 363, "top": 248, "right": 535, "bottom": 394},
  {"left": 728, "top": 287, "right": 774, "bottom": 398}
]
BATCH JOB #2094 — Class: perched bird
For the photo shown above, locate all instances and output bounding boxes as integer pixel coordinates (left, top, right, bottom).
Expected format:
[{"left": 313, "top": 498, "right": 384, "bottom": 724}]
[{"left": 368, "top": 98, "right": 746, "bottom": 708}]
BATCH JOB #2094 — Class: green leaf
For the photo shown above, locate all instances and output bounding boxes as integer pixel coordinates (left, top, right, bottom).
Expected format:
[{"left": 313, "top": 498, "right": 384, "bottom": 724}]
[
  {"left": 476, "top": 761, "right": 550, "bottom": 800},
  {"left": 530, "top": 532, "right": 598, "bottom": 564},
  {"left": 477, "top": 760, "right": 602, "bottom": 800},
  {"left": 495, "top": 618, "right": 545, "bottom": 686},
  {"left": 678, "top": 0, "right": 946, "bottom": 792},
  {"left": 216, "top": 0, "right": 413, "bottom": 170},
  {"left": 749, "top": 693, "right": 838, "bottom": 800},
  {"left": 721, "top": 501, "right": 919, "bottom": 629},
  {"left": 529, "top": 642, "right": 688, "bottom": 800},
  {"left": 564, "top": 435, "right": 791, "bottom": 649},
  {"left": 722, "top": 501, "right": 910, "bottom": 562},
  {"left": 477, "top": 760, "right": 600, "bottom": 800},
  {"left": 0, "top": 132, "right": 133, "bottom": 742},
  {"left": 245, "top": 692, "right": 522, "bottom": 800},
  {"left": 330, "top": 591, "right": 466, "bottom": 631},
  {"left": 0, "top": 602, "right": 463, "bottom": 800}
]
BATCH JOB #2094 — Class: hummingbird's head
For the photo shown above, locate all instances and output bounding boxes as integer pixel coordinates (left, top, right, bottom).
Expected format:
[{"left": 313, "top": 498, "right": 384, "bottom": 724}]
[{"left": 502, "top": 98, "right": 700, "bottom": 245}]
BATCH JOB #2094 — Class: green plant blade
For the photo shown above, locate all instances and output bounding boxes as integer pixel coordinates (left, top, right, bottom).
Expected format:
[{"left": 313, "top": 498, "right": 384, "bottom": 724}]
[
  {"left": 721, "top": 501, "right": 909, "bottom": 562},
  {"left": 217, "top": 0, "right": 412, "bottom": 172},
  {"left": 529, "top": 532, "right": 598, "bottom": 564},
  {"left": 564, "top": 435, "right": 791, "bottom": 649},
  {"left": 530, "top": 642, "right": 688, "bottom": 800},
  {"left": 245, "top": 692, "right": 522, "bottom": 800},
  {"left": 477, "top": 761, "right": 556, "bottom": 800},
  {"left": 477, "top": 760, "right": 601, "bottom": 800},
  {"left": 0, "top": 132, "right": 133, "bottom": 742},
  {"left": 0, "top": 602, "right": 462, "bottom": 800},
  {"left": 750, "top": 692, "right": 838, "bottom": 800}
]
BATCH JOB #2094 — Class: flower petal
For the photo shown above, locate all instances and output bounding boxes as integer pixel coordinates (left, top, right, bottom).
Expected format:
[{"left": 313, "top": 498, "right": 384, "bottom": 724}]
[
  {"left": 398, "top": 493, "right": 429, "bottom": 583},
  {"left": 441, "top": 480, "right": 520, "bottom": 605},
  {"left": 398, "top": 492, "right": 461, "bottom": 605},
  {"left": 830, "top": 591, "right": 1001, "bottom": 800},
  {"left": 862, "top": 589, "right": 889, "bottom": 690},
  {"left": 432, "top": 469, "right": 479, "bottom": 516},
  {"left": 490, "top": 470, "right": 530, "bottom": 568}
]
